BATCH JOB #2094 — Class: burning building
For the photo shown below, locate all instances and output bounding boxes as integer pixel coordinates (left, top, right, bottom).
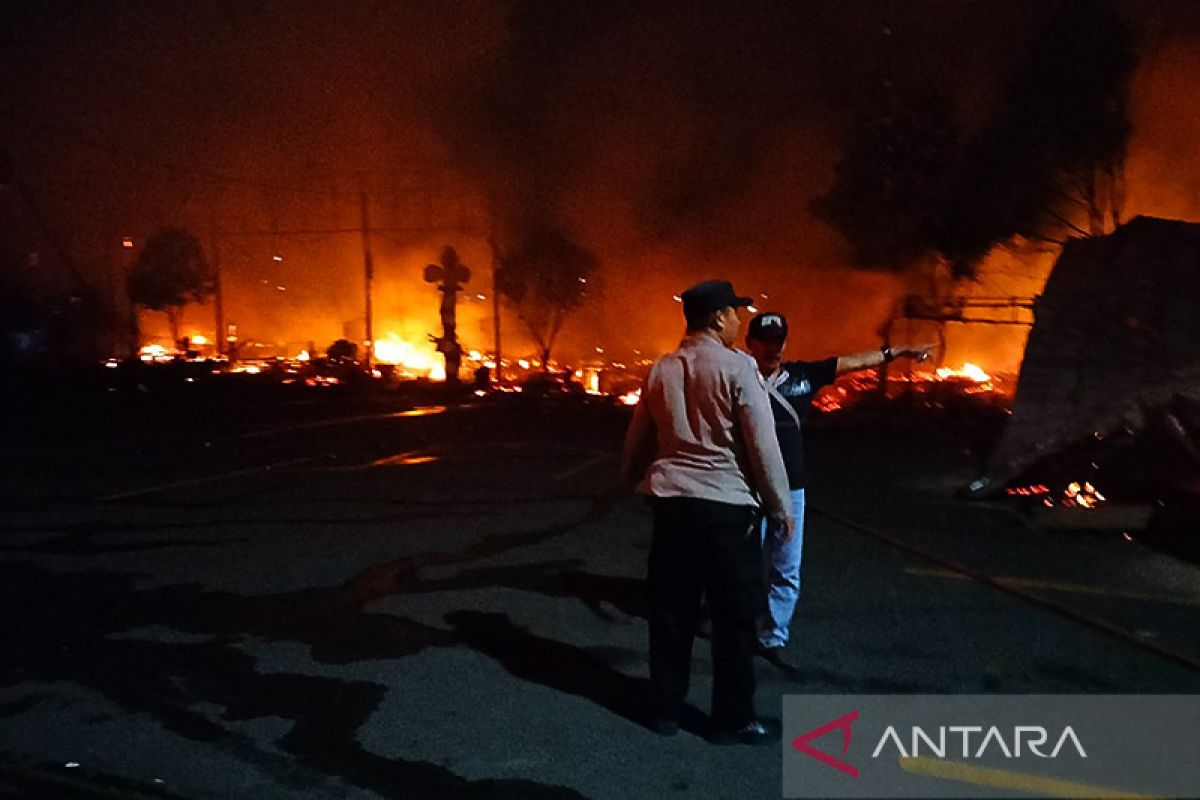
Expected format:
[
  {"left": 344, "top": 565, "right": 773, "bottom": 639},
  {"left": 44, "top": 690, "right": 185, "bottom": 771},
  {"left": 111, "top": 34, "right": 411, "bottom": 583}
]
[{"left": 968, "top": 216, "right": 1200, "bottom": 500}]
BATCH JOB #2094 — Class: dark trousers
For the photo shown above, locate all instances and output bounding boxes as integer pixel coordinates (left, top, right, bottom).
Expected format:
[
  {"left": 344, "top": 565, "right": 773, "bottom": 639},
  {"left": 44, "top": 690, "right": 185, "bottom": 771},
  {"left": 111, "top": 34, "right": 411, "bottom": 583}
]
[{"left": 647, "top": 496, "right": 763, "bottom": 729}]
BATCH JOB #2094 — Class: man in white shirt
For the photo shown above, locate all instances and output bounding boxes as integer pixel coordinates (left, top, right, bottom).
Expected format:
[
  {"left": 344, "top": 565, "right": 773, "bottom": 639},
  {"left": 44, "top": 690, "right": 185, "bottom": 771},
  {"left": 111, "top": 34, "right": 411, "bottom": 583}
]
[{"left": 621, "top": 279, "right": 792, "bottom": 745}]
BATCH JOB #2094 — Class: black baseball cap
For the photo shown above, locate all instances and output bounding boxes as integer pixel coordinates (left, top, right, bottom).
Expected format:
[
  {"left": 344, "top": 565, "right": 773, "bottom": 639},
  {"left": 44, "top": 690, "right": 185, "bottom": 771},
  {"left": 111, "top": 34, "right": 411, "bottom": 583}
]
[
  {"left": 747, "top": 311, "right": 789, "bottom": 341},
  {"left": 680, "top": 279, "right": 753, "bottom": 318}
]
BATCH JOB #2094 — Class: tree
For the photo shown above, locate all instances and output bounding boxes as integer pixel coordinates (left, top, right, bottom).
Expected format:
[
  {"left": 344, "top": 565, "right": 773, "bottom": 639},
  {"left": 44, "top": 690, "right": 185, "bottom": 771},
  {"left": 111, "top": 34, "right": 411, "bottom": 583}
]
[
  {"left": 815, "top": 0, "right": 1137, "bottom": 280},
  {"left": 939, "top": 0, "right": 1137, "bottom": 275},
  {"left": 495, "top": 226, "right": 597, "bottom": 370},
  {"left": 127, "top": 227, "right": 214, "bottom": 347}
]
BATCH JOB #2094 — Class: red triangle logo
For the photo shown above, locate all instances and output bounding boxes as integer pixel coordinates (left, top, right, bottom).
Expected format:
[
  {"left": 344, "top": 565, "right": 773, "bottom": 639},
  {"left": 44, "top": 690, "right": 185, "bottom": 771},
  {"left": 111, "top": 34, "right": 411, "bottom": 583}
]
[{"left": 791, "top": 709, "right": 859, "bottom": 778}]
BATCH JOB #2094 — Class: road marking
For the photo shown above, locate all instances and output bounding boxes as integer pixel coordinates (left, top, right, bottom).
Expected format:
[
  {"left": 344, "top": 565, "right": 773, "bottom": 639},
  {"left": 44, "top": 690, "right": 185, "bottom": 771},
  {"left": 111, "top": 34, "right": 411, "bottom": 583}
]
[
  {"left": 905, "top": 567, "right": 1200, "bottom": 607},
  {"left": 98, "top": 455, "right": 324, "bottom": 501},
  {"left": 235, "top": 406, "right": 448, "bottom": 439},
  {"left": 311, "top": 450, "right": 442, "bottom": 471},
  {"left": 371, "top": 453, "right": 438, "bottom": 466},
  {"left": 812, "top": 506, "right": 1200, "bottom": 673},
  {"left": 899, "top": 756, "right": 1157, "bottom": 799}
]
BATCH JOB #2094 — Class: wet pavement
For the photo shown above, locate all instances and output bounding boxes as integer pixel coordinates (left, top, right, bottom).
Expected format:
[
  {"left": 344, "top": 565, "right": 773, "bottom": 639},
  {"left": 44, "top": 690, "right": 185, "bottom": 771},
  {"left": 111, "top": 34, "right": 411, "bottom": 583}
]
[{"left": 1, "top": 390, "right": 1197, "bottom": 798}]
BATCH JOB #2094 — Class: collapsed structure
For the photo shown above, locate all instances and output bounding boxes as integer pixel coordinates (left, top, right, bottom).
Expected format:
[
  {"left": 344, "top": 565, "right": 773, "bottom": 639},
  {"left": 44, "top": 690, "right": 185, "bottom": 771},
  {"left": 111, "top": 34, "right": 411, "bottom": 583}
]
[{"left": 969, "top": 216, "right": 1200, "bottom": 498}]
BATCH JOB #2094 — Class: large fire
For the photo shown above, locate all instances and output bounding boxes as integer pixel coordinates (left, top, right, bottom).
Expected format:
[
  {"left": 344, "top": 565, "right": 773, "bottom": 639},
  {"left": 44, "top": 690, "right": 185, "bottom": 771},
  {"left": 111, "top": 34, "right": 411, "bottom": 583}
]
[
  {"left": 813, "top": 362, "right": 1010, "bottom": 414},
  {"left": 372, "top": 333, "right": 445, "bottom": 381},
  {"left": 936, "top": 362, "right": 991, "bottom": 383}
]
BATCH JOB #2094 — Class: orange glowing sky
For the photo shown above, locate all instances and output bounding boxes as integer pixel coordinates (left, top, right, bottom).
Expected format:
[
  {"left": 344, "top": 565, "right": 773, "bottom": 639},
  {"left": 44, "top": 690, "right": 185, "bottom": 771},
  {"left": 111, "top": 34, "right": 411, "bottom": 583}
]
[{"left": 5, "top": 2, "right": 1200, "bottom": 373}]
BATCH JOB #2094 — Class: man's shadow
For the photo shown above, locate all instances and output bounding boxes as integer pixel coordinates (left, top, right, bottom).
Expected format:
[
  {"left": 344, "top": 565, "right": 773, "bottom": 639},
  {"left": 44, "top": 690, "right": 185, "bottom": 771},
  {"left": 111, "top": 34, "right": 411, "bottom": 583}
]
[{"left": 444, "top": 610, "right": 706, "bottom": 737}]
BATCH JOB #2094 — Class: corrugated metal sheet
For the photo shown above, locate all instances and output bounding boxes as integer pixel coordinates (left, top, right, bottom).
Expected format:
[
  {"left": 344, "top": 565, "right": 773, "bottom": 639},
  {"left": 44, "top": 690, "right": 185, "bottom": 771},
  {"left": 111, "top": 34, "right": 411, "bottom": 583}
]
[{"left": 971, "top": 216, "right": 1200, "bottom": 496}]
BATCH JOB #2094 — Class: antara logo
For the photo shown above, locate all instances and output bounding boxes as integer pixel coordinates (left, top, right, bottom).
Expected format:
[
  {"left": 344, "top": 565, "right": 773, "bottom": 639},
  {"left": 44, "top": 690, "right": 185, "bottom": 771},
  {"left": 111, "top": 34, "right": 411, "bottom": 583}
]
[
  {"left": 871, "top": 726, "right": 1087, "bottom": 759},
  {"left": 791, "top": 713, "right": 1088, "bottom": 779},
  {"left": 792, "top": 710, "right": 860, "bottom": 778}
]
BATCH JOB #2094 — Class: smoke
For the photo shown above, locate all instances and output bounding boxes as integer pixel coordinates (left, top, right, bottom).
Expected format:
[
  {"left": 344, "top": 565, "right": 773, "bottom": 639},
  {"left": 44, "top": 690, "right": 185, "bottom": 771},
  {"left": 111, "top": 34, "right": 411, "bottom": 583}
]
[
  {"left": 430, "top": 1, "right": 1148, "bottom": 361},
  {"left": 6, "top": 1, "right": 1200, "bottom": 365}
]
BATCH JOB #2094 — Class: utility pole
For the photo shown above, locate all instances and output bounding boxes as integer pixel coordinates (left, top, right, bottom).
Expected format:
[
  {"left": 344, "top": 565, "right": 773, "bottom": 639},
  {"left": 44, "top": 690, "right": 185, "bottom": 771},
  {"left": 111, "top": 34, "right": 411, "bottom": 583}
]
[
  {"left": 211, "top": 236, "right": 223, "bottom": 357},
  {"left": 120, "top": 235, "right": 138, "bottom": 357},
  {"left": 360, "top": 192, "right": 374, "bottom": 368},
  {"left": 209, "top": 204, "right": 224, "bottom": 357},
  {"left": 104, "top": 223, "right": 120, "bottom": 357},
  {"left": 489, "top": 236, "right": 502, "bottom": 382}
]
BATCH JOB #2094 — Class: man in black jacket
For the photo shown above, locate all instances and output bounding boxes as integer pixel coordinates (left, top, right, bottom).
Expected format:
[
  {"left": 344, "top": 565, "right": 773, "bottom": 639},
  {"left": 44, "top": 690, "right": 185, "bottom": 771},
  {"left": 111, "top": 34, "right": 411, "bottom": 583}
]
[{"left": 745, "top": 311, "right": 930, "bottom": 672}]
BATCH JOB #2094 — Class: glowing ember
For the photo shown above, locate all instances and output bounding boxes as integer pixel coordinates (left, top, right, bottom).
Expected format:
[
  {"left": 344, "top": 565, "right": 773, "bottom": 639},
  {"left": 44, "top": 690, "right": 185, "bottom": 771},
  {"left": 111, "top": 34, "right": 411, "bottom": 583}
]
[
  {"left": 808, "top": 360, "right": 1013, "bottom": 414},
  {"left": 190, "top": 334, "right": 208, "bottom": 346},
  {"left": 297, "top": 349, "right": 310, "bottom": 362},
  {"left": 618, "top": 388, "right": 642, "bottom": 406},
  {"left": 1006, "top": 484, "right": 1050, "bottom": 496},
  {"left": 812, "top": 385, "right": 850, "bottom": 413},
  {"left": 936, "top": 362, "right": 991, "bottom": 382},
  {"left": 1062, "top": 480, "right": 1106, "bottom": 509},
  {"left": 138, "top": 344, "right": 171, "bottom": 362}
]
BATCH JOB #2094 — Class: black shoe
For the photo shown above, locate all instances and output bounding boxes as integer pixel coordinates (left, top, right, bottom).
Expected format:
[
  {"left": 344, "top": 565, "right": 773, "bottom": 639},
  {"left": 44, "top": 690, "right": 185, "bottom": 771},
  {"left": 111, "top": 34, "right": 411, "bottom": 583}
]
[
  {"left": 710, "top": 718, "right": 781, "bottom": 746},
  {"left": 648, "top": 717, "right": 680, "bottom": 737},
  {"left": 757, "top": 644, "right": 801, "bottom": 675}
]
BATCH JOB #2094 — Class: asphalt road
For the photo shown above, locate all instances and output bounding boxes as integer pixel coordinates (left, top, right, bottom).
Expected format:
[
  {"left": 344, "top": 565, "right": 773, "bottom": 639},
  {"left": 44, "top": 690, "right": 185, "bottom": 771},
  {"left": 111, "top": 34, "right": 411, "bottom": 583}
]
[{"left": 1, "top": 387, "right": 1197, "bottom": 799}]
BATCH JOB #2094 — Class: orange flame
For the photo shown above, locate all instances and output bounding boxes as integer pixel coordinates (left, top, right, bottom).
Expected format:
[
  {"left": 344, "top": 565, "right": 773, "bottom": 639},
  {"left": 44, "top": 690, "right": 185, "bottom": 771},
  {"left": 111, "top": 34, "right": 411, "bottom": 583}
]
[
  {"left": 936, "top": 362, "right": 991, "bottom": 382},
  {"left": 373, "top": 333, "right": 445, "bottom": 380}
]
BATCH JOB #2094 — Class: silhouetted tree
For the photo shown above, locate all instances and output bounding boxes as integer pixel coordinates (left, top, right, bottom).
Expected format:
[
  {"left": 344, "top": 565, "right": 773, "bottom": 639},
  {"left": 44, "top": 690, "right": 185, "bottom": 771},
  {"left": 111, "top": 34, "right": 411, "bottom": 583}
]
[
  {"left": 816, "top": 0, "right": 1137, "bottom": 280},
  {"left": 495, "top": 227, "right": 597, "bottom": 370},
  {"left": 939, "top": 0, "right": 1137, "bottom": 276},
  {"left": 127, "top": 227, "right": 213, "bottom": 346}
]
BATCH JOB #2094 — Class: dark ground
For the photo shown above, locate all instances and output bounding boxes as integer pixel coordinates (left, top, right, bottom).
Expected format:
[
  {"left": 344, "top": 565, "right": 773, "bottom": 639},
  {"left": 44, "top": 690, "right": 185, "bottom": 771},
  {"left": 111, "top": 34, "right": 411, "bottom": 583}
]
[{"left": 1, "top": 379, "right": 1197, "bottom": 798}]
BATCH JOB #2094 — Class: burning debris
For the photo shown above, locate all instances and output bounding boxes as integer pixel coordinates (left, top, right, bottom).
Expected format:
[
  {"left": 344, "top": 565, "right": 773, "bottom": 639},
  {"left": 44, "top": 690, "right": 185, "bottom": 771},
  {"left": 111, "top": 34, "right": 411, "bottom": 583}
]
[
  {"left": 936, "top": 363, "right": 992, "bottom": 385},
  {"left": 812, "top": 362, "right": 1013, "bottom": 415},
  {"left": 938, "top": 217, "right": 1200, "bottom": 556},
  {"left": 1006, "top": 481, "right": 1108, "bottom": 510},
  {"left": 1062, "top": 481, "right": 1106, "bottom": 509},
  {"left": 969, "top": 217, "right": 1200, "bottom": 499}
]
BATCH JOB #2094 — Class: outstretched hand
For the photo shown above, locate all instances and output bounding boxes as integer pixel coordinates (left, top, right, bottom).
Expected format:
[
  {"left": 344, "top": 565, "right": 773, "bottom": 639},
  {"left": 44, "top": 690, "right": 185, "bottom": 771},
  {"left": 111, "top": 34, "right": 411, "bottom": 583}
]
[{"left": 896, "top": 343, "right": 937, "bottom": 363}]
